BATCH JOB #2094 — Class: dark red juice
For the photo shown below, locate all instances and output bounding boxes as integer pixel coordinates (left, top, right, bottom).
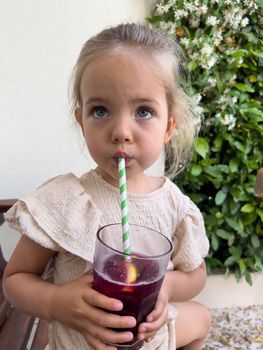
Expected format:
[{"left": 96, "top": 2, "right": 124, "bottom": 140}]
[{"left": 93, "top": 253, "right": 163, "bottom": 337}]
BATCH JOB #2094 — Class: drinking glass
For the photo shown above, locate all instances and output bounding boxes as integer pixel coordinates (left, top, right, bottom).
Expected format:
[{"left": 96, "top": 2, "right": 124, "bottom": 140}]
[{"left": 93, "top": 223, "right": 173, "bottom": 350}]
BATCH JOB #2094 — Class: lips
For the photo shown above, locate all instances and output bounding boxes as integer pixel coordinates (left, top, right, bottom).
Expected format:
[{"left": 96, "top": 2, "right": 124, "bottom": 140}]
[
  {"left": 113, "top": 152, "right": 132, "bottom": 166},
  {"left": 114, "top": 151, "right": 130, "bottom": 159}
]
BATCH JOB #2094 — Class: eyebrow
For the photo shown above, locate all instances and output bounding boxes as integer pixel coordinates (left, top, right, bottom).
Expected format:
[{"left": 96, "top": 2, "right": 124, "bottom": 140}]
[
  {"left": 131, "top": 97, "right": 161, "bottom": 106},
  {"left": 85, "top": 97, "right": 107, "bottom": 105},
  {"left": 85, "top": 96, "right": 161, "bottom": 106}
]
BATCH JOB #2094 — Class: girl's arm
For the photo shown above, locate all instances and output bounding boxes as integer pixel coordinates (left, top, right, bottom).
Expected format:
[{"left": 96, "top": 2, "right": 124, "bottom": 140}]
[
  {"left": 164, "top": 260, "right": 207, "bottom": 302},
  {"left": 3, "top": 235, "right": 57, "bottom": 320},
  {"left": 137, "top": 261, "right": 207, "bottom": 341},
  {"left": 3, "top": 236, "right": 137, "bottom": 349}
]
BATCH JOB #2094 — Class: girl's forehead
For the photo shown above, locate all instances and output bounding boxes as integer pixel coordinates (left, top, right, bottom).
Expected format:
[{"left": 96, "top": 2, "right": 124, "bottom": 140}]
[
  {"left": 81, "top": 50, "right": 169, "bottom": 90},
  {"left": 79, "top": 52, "right": 168, "bottom": 104}
]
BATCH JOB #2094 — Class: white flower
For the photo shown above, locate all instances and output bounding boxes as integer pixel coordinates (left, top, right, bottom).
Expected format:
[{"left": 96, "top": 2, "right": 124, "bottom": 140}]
[
  {"left": 241, "top": 17, "right": 249, "bottom": 27},
  {"left": 221, "top": 114, "right": 236, "bottom": 130},
  {"left": 174, "top": 9, "right": 188, "bottom": 20},
  {"left": 156, "top": 4, "right": 165, "bottom": 15},
  {"left": 180, "top": 38, "right": 190, "bottom": 48},
  {"left": 208, "top": 77, "right": 217, "bottom": 87},
  {"left": 193, "top": 93, "right": 202, "bottom": 104},
  {"left": 201, "top": 44, "right": 214, "bottom": 56},
  {"left": 167, "top": 0, "right": 177, "bottom": 6},
  {"left": 200, "top": 5, "right": 208, "bottom": 14},
  {"left": 159, "top": 21, "right": 176, "bottom": 34},
  {"left": 207, "top": 16, "right": 219, "bottom": 26},
  {"left": 156, "top": 3, "right": 172, "bottom": 15},
  {"left": 218, "top": 96, "right": 228, "bottom": 105},
  {"left": 192, "top": 52, "right": 200, "bottom": 60},
  {"left": 206, "top": 57, "right": 217, "bottom": 69},
  {"left": 184, "top": 3, "right": 196, "bottom": 12},
  {"left": 232, "top": 97, "right": 238, "bottom": 104},
  {"left": 213, "top": 31, "right": 223, "bottom": 46},
  {"left": 190, "top": 18, "right": 200, "bottom": 28}
]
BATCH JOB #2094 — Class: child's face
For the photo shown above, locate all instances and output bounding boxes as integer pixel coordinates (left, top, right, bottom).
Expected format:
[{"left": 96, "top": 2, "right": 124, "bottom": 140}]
[{"left": 75, "top": 52, "right": 175, "bottom": 187}]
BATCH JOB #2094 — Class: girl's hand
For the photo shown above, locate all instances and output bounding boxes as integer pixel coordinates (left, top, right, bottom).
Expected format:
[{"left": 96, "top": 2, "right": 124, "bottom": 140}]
[
  {"left": 137, "top": 285, "right": 169, "bottom": 343},
  {"left": 49, "top": 273, "right": 136, "bottom": 350}
]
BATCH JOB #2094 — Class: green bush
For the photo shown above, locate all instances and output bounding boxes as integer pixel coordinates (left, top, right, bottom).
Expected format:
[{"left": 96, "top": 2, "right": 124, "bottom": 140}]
[{"left": 148, "top": 0, "right": 263, "bottom": 284}]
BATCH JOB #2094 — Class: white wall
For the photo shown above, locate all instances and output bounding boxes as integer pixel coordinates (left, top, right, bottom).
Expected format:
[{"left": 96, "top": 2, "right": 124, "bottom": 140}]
[{"left": 0, "top": 0, "right": 160, "bottom": 259}]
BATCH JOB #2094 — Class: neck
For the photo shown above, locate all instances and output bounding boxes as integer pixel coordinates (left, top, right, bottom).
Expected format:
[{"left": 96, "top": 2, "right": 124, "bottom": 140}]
[{"left": 95, "top": 167, "right": 164, "bottom": 194}]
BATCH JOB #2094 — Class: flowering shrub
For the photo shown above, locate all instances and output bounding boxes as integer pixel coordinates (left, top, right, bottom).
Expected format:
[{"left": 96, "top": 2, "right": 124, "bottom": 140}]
[{"left": 148, "top": 0, "right": 263, "bottom": 284}]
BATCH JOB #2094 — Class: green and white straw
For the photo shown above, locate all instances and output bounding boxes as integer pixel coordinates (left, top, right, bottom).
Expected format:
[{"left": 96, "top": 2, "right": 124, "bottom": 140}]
[{"left": 118, "top": 157, "right": 131, "bottom": 256}]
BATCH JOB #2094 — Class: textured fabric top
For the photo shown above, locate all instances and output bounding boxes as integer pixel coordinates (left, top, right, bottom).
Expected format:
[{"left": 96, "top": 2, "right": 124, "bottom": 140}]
[{"left": 5, "top": 169, "right": 209, "bottom": 350}]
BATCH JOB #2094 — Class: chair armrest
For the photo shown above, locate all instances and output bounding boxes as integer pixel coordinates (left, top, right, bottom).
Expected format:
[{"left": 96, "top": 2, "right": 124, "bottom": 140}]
[
  {"left": 0, "top": 199, "right": 18, "bottom": 214},
  {"left": 0, "top": 199, "right": 18, "bottom": 226}
]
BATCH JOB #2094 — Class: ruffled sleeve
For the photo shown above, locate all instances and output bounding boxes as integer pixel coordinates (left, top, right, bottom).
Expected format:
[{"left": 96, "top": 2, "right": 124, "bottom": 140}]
[
  {"left": 171, "top": 199, "right": 209, "bottom": 272},
  {"left": 5, "top": 173, "right": 102, "bottom": 262}
]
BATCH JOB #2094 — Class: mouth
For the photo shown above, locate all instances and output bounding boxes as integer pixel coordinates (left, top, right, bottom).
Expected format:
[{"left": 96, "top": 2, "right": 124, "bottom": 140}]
[
  {"left": 114, "top": 151, "right": 130, "bottom": 159},
  {"left": 113, "top": 152, "right": 132, "bottom": 166}
]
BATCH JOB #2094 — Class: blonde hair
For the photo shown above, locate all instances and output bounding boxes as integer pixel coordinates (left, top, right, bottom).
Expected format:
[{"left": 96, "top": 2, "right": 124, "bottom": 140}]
[{"left": 70, "top": 23, "right": 201, "bottom": 179}]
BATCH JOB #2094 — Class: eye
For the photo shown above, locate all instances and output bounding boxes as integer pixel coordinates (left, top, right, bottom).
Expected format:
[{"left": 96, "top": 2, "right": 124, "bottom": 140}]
[
  {"left": 136, "top": 107, "right": 154, "bottom": 119},
  {"left": 91, "top": 106, "right": 108, "bottom": 118}
]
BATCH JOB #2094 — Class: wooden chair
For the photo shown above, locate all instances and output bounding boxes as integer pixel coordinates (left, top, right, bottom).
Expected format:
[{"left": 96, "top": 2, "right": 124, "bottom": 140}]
[{"left": 0, "top": 199, "right": 49, "bottom": 350}]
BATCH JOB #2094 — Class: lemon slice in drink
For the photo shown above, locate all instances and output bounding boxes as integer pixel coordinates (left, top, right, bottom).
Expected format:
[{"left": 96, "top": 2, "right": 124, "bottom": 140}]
[{"left": 125, "top": 260, "right": 138, "bottom": 284}]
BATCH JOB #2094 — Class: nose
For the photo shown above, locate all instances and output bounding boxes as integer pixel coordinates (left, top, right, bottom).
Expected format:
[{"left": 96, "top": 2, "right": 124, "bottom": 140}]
[{"left": 111, "top": 118, "right": 133, "bottom": 144}]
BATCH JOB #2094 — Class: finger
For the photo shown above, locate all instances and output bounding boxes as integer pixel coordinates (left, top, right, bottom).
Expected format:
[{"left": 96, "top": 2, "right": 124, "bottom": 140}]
[
  {"left": 84, "top": 307, "right": 136, "bottom": 330},
  {"left": 147, "top": 300, "right": 166, "bottom": 322},
  {"left": 138, "top": 311, "right": 167, "bottom": 336},
  {"left": 83, "top": 288, "right": 124, "bottom": 312},
  {"left": 84, "top": 321, "right": 134, "bottom": 344},
  {"left": 85, "top": 334, "right": 117, "bottom": 350}
]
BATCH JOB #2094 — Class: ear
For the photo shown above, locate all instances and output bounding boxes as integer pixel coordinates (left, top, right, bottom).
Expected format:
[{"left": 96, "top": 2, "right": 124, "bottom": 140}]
[
  {"left": 164, "top": 116, "right": 176, "bottom": 144},
  {"left": 75, "top": 107, "right": 83, "bottom": 128}
]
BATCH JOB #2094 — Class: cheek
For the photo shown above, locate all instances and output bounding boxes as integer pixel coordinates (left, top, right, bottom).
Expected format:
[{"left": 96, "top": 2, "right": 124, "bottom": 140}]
[{"left": 86, "top": 138, "right": 99, "bottom": 156}]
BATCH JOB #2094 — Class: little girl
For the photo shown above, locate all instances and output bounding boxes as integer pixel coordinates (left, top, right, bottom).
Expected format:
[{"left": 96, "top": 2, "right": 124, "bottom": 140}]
[{"left": 3, "top": 23, "right": 211, "bottom": 350}]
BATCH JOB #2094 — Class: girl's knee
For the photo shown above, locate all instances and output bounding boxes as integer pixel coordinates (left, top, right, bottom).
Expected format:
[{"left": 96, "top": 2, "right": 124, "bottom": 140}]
[{"left": 195, "top": 302, "right": 211, "bottom": 338}]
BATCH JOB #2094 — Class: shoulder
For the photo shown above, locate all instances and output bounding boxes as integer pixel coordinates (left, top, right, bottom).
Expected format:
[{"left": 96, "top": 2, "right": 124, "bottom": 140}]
[
  {"left": 163, "top": 177, "right": 189, "bottom": 206},
  {"left": 163, "top": 178, "right": 204, "bottom": 223}
]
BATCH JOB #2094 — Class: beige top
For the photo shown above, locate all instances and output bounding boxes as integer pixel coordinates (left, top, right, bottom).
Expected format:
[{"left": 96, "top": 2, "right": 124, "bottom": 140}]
[{"left": 6, "top": 170, "right": 209, "bottom": 350}]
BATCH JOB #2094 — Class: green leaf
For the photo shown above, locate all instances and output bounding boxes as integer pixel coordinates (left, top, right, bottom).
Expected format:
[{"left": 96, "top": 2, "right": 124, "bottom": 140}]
[
  {"left": 211, "top": 233, "right": 219, "bottom": 251},
  {"left": 239, "top": 259, "right": 246, "bottom": 274},
  {"left": 216, "top": 229, "right": 231, "bottom": 239},
  {"left": 249, "top": 75, "right": 257, "bottom": 82},
  {"left": 241, "top": 204, "right": 255, "bottom": 213},
  {"left": 229, "top": 158, "right": 239, "bottom": 172},
  {"left": 213, "top": 136, "right": 223, "bottom": 151},
  {"left": 225, "top": 217, "right": 244, "bottom": 234},
  {"left": 229, "top": 49, "right": 248, "bottom": 58},
  {"left": 194, "top": 138, "right": 209, "bottom": 158},
  {"left": 253, "top": 50, "right": 263, "bottom": 58},
  {"left": 240, "top": 107, "right": 263, "bottom": 118},
  {"left": 251, "top": 235, "right": 260, "bottom": 248},
  {"left": 188, "top": 60, "right": 197, "bottom": 71},
  {"left": 215, "top": 190, "right": 227, "bottom": 205},
  {"left": 191, "top": 164, "right": 202, "bottom": 176},
  {"left": 245, "top": 271, "right": 253, "bottom": 286},
  {"left": 256, "top": 209, "right": 263, "bottom": 221},
  {"left": 229, "top": 246, "right": 242, "bottom": 260},
  {"left": 224, "top": 256, "right": 235, "bottom": 266},
  {"left": 234, "top": 83, "right": 254, "bottom": 92}
]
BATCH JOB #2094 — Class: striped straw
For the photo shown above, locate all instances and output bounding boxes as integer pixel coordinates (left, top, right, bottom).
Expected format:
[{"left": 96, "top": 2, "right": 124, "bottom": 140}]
[{"left": 118, "top": 157, "right": 131, "bottom": 256}]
